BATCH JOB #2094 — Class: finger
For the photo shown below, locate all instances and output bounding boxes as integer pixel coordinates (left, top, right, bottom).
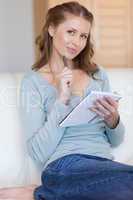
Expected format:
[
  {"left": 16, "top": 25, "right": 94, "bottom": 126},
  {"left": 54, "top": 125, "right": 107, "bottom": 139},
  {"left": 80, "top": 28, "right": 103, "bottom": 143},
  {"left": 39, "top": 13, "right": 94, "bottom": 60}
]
[
  {"left": 93, "top": 101, "right": 111, "bottom": 116},
  {"left": 61, "top": 72, "right": 73, "bottom": 77},
  {"left": 89, "top": 107, "right": 104, "bottom": 118},
  {"left": 61, "top": 77, "right": 73, "bottom": 82},
  {"left": 103, "top": 96, "right": 118, "bottom": 108},
  {"left": 58, "top": 69, "right": 71, "bottom": 77},
  {"left": 61, "top": 78, "right": 73, "bottom": 84},
  {"left": 95, "top": 98, "right": 114, "bottom": 113},
  {"left": 61, "top": 72, "right": 73, "bottom": 78},
  {"left": 63, "top": 77, "right": 72, "bottom": 82},
  {"left": 62, "top": 67, "right": 72, "bottom": 73}
]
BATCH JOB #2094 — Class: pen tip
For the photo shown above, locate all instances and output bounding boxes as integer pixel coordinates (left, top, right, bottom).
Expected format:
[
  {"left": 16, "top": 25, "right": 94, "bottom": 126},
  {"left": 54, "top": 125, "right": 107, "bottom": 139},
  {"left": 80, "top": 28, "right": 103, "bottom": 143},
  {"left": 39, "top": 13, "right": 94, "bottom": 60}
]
[{"left": 63, "top": 56, "right": 68, "bottom": 67}]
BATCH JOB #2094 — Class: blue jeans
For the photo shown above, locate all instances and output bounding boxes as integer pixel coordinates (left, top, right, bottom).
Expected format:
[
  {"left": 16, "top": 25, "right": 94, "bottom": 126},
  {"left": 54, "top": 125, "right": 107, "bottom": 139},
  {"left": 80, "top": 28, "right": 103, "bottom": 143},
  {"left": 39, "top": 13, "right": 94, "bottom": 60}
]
[{"left": 34, "top": 154, "right": 133, "bottom": 200}]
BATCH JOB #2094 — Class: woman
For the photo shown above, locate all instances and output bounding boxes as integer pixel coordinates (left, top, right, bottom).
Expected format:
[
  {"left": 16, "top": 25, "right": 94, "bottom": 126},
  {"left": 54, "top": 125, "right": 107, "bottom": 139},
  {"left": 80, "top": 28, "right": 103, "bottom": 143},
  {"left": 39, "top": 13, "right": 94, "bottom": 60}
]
[{"left": 20, "top": 1, "right": 133, "bottom": 199}]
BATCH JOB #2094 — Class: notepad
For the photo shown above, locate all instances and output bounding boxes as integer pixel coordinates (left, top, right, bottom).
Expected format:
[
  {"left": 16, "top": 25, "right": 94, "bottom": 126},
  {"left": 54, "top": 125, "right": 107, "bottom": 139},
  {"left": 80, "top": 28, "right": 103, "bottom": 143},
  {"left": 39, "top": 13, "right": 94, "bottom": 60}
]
[{"left": 59, "top": 91, "right": 122, "bottom": 127}]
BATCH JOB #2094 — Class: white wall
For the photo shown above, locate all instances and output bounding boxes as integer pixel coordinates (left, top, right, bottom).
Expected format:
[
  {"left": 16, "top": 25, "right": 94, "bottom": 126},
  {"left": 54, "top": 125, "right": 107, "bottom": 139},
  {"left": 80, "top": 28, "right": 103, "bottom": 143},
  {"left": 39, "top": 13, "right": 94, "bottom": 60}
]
[{"left": 0, "top": 0, "right": 35, "bottom": 72}]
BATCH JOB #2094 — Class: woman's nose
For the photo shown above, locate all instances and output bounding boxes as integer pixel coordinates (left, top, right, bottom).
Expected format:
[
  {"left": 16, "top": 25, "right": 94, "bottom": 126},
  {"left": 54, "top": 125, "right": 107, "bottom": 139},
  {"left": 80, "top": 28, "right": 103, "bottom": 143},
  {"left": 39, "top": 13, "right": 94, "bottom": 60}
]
[{"left": 72, "top": 36, "right": 81, "bottom": 47}]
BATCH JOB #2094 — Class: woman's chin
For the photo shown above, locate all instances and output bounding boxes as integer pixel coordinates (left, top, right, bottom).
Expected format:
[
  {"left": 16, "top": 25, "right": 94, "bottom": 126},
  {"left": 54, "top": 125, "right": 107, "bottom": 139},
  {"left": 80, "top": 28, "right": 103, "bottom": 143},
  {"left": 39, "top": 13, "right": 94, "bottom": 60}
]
[{"left": 63, "top": 53, "right": 78, "bottom": 60}]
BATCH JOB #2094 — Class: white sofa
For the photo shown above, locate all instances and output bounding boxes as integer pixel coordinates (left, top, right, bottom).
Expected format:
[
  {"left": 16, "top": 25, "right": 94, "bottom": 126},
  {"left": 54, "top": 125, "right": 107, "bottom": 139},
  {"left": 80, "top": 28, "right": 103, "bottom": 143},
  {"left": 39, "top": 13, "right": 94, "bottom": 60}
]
[{"left": 0, "top": 68, "right": 133, "bottom": 188}]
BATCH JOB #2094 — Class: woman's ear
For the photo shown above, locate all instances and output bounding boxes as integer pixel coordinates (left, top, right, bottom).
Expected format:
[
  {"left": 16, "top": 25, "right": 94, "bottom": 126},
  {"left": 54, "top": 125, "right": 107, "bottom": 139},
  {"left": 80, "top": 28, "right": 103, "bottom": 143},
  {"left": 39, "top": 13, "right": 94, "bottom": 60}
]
[{"left": 48, "top": 25, "right": 55, "bottom": 37}]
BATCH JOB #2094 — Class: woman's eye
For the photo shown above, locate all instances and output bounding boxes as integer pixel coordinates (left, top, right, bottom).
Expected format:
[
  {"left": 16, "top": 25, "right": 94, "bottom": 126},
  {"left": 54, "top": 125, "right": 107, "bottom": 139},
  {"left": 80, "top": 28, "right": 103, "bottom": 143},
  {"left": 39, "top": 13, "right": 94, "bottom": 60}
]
[
  {"left": 81, "top": 35, "right": 88, "bottom": 40},
  {"left": 67, "top": 30, "right": 75, "bottom": 35}
]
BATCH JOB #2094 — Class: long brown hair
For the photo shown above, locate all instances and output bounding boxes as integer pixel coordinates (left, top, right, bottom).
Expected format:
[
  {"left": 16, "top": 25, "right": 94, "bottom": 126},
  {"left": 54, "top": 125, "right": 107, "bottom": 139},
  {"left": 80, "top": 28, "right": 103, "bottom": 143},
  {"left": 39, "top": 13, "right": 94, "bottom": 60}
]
[{"left": 32, "top": 1, "right": 98, "bottom": 74}]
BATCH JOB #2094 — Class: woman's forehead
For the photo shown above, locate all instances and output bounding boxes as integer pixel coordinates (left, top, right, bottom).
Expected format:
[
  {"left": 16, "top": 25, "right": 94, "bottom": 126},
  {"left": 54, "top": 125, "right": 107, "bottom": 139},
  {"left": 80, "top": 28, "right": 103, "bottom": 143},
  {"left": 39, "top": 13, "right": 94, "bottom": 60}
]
[{"left": 59, "top": 14, "right": 91, "bottom": 33}]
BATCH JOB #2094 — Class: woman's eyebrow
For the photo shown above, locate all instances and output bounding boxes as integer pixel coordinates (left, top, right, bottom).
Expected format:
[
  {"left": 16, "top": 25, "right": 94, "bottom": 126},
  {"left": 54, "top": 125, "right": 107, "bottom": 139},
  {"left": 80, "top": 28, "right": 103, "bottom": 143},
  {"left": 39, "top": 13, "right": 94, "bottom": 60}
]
[{"left": 69, "top": 27, "right": 89, "bottom": 35}]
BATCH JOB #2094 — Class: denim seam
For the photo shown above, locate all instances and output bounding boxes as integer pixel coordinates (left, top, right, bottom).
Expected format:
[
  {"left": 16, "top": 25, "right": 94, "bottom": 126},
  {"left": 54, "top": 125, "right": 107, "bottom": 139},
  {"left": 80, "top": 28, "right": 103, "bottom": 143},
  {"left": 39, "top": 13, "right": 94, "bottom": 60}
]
[
  {"left": 45, "top": 167, "right": 129, "bottom": 177},
  {"left": 86, "top": 175, "right": 128, "bottom": 187}
]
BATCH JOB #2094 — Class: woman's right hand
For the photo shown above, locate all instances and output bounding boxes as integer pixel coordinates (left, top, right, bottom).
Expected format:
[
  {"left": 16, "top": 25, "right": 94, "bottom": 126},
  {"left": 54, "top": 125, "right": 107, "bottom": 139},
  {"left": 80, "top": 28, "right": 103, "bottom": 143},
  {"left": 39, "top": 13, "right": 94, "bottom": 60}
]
[{"left": 58, "top": 67, "right": 73, "bottom": 105}]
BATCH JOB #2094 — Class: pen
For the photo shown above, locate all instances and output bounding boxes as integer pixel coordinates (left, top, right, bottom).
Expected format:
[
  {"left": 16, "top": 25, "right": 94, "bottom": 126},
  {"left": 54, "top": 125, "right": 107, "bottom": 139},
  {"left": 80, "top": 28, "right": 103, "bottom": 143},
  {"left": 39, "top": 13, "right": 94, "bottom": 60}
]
[{"left": 63, "top": 56, "right": 71, "bottom": 87}]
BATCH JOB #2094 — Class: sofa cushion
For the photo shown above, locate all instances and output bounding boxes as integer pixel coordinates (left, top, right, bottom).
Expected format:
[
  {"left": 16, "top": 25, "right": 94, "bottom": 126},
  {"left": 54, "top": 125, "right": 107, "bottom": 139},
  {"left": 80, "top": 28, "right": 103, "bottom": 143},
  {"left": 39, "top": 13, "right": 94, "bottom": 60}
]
[
  {"left": 0, "top": 73, "right": 40, "bottom": 188},
  {"left": 107, "top": 69, "right": 133, "bottom": 163},
  {"left": 0, "top": 73, "right": 26, "bottom": 187}
]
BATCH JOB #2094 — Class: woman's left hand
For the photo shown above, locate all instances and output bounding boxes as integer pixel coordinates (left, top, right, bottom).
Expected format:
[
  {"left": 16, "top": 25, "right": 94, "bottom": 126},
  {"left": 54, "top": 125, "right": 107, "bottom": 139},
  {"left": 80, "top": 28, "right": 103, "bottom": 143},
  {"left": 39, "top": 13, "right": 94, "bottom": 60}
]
[
  {"left": 0, "top": 185, "right": 37, "bottom": 200},
  {"left": 90, "top": 96, "right": 119, "bottom": 129}
]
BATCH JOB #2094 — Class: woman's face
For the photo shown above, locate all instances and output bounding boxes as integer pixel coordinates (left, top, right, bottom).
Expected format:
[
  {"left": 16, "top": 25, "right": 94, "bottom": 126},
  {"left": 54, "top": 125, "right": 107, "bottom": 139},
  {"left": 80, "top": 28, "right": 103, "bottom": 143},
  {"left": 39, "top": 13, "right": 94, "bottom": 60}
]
[{"left": 49, "top": 14, "right": 91, "bottom": 60}]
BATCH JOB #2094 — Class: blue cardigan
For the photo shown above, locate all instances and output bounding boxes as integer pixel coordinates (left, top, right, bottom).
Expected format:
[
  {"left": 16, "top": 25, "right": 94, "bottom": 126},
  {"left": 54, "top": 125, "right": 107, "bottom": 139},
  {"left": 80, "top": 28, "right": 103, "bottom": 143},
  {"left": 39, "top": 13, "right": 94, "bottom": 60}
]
[{"left": 19, "top": 67, "right": 125, "bottom": 169}]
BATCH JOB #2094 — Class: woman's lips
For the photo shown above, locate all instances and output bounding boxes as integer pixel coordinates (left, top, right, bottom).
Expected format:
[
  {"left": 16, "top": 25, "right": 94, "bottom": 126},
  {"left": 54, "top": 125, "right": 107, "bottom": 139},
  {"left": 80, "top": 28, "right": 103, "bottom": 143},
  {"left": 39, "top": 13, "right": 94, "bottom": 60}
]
[{"left": 67, "top": 47, "right": 78, "bottom": 54}]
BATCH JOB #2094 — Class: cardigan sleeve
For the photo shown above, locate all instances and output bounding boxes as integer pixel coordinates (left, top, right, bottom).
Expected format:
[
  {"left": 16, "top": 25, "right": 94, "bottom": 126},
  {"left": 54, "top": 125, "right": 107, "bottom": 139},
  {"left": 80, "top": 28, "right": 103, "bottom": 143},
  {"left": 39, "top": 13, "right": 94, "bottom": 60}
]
[
  {"left": 100, "top": 68, "right": 125, "bottom": 147},
  {"left": 19, "top": 77, "right": 70, "bottom": 167}
]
